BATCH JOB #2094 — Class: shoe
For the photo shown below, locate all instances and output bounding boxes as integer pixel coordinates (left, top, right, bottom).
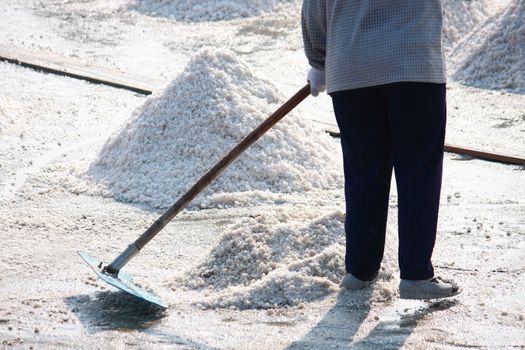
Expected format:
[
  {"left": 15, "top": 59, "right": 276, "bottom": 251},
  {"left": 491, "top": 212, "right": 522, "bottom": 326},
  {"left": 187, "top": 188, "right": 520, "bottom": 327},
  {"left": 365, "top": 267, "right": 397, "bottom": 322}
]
[
  {"left": 399, "top": 276, "right": 461, "bottom": 300},
  {"left": 340, "top": 273, "right": 376, "bottom": 290}
]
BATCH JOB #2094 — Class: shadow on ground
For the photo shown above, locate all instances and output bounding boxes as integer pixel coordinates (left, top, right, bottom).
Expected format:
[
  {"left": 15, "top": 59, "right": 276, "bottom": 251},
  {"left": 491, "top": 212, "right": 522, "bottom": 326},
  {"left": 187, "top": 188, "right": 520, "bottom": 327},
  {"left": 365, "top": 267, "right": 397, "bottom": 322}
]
[
  {"left": 351, "top": 299, "right": 458, "bottom": 349},
  {"left": 65, "top": 291, "right": 166, "bottom": 332},
  {"left": 66, "top": 291, "right": 221, "bottom": 349},
  {"left": 287, "top": 289, "right": 459, "bottom": 349},
  {"left": 286, "top": 289, "right": 373, "bottom": 349}
]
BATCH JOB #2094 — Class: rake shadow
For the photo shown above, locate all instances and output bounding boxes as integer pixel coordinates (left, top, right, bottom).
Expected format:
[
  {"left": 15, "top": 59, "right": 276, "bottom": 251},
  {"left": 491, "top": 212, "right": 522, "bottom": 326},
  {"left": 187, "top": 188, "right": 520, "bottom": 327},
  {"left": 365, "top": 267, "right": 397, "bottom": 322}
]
[{"left": 65, "top": 291, "right": 167, "bottom": 332}]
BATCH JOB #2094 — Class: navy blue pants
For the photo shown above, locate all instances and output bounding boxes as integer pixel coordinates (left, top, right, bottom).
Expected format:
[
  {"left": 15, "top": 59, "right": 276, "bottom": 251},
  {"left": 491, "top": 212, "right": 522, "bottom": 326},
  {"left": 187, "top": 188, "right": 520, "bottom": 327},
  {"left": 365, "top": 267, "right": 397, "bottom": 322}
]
[{"left": 331, "top": 82, "right": 446, "bottom": 281}]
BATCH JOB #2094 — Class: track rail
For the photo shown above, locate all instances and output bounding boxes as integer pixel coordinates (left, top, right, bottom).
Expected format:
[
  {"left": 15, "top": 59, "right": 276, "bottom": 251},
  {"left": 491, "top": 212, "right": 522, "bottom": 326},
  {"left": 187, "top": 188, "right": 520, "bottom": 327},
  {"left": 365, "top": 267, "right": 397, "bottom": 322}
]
[
  {"left": 326, "top": 131, "right": 524, "bottom": 166},
  {"left": 0, "top": 45, "right": 161, "bottom": 95},
  {"left": 443, "top": 144, "right": 524, "bottom": 166},
  {"left": 2, "top": 46, "right": 523, "bottom": 166}
]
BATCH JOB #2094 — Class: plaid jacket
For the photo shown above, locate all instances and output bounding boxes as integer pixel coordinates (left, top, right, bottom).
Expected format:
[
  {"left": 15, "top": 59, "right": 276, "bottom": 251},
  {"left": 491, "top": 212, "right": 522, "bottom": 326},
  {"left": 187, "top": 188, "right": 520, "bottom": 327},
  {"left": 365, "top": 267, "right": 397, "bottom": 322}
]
[{"left": 302, "top": 0, "right": 446, "bottom": 93}]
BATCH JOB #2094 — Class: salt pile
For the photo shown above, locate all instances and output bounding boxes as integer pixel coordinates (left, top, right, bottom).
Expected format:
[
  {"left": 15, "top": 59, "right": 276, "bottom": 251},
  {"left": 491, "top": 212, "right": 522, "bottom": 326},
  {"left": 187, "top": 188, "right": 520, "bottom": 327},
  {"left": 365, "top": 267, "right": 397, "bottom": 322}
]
[
  {"left": 171, "top": 210, "right": 397, "bottom": 309},
  {"left": 128, "top": 0, "right": 299, "bottom": 22},
  {"left": 442, "top": 0, "right": 501, "bottom": 52},
  {"left": 73, "top": 48, "right": 342, "bottom": 209},
  {"left": 449, "top": 0, "right": 525, "bottom": 91},
  {"left": 442, "top": 0, "right": 486, "bottom": 50}
]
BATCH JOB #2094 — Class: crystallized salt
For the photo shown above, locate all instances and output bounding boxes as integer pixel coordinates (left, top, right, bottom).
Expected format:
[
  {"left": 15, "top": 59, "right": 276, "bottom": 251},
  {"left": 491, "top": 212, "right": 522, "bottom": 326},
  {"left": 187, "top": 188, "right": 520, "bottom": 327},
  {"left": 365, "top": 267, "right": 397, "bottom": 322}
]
[
  {"left": 442, "top": 0, "right": 486, "bottom": 51},
  {"left": 74, "top": 48, "right": 342, "bottom": 209},
  {"left": 128, "top": 0, "right": 299, "bottom": 22},
  {"left": 171, "top": 210, "right": 398, "bottom": 309},
  {"left": 442, "top": 0, "right": 506, "bottom": 53},
  {"left": 449, "top": 0, "right": 525, "bottom": 91}
]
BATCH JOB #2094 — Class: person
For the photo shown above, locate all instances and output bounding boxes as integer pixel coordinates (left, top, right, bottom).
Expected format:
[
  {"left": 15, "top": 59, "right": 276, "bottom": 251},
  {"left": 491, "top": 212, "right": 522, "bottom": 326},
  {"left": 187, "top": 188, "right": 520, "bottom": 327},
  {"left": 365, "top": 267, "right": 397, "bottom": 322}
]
[{"left": 301, "top": 0, "right": 460, "bottom": 299}]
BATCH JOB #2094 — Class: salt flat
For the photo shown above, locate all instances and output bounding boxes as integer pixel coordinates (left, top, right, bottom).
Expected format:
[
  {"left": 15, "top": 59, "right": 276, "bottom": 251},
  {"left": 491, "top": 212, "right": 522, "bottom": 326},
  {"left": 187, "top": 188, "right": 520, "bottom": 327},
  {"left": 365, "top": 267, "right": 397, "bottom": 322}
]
[{"left": 0, "top": 1, "right": 523, "bottom": 348}]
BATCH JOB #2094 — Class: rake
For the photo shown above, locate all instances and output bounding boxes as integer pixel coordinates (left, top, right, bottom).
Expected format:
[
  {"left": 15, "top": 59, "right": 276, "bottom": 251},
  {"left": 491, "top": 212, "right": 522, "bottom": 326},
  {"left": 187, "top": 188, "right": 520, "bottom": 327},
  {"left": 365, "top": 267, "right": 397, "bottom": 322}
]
[{"left": 79, "top": 85, "right": 310, "bottom": 308}]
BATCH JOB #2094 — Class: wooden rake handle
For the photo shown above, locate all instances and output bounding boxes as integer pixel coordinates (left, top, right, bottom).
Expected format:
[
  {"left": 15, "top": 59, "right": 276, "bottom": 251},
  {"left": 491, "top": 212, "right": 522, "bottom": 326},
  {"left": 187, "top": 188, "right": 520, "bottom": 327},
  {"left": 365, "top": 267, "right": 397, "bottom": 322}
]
[{"left": 106, "top": 84, "right": 311, "bottom": 273}]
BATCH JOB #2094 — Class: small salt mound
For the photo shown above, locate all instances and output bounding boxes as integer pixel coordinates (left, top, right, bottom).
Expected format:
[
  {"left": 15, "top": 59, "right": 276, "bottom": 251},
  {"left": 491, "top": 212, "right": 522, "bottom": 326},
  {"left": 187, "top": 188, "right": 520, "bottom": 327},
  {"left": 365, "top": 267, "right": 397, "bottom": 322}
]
[
  {"left": 172, "top": 210, "right": 397, "bottom": 309},
  {"left": 449, "top": 0, "right": 525, "bottom": 91},
  {"left": 128, "top": 0, "right": 299, "bottom": 22},
  {"left": 81, "top": 48, "right": 342, "bottom": 209},
  {"left": 442, "top": 0, "right": 497, "bottom": 53}
]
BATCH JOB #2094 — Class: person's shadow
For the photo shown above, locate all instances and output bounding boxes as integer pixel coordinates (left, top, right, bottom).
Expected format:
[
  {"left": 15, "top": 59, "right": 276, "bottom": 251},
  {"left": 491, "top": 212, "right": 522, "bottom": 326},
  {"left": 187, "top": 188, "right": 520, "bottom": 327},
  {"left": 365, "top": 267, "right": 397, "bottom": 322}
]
[
  {"left": 286, "top": 288, "right": 373, "bottom": 349},
  {"left": 350, "top": 298, "right": 458, "bottom": 349},
  {"left": 286, "top": 288, "right": 458, "bottom": 349}
]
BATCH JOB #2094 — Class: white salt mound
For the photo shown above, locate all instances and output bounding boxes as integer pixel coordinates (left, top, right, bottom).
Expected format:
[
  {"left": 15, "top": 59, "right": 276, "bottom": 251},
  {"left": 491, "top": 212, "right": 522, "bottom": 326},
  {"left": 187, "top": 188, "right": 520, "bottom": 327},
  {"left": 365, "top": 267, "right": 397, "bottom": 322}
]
[
  {"left": 171, "top": 210, "right": 397, "bottom": 309},
  {"left": 79, "top": 48, "right": 342, "bottom": 209},
  {"left": 128, "top": 0, "right": 299, "bottom": 22},
  {"left": 449, "top": 0, "right": 525, "bottom": 91},
  {"left": 442, "top": 0, "right": 495, "bottom": 52}
]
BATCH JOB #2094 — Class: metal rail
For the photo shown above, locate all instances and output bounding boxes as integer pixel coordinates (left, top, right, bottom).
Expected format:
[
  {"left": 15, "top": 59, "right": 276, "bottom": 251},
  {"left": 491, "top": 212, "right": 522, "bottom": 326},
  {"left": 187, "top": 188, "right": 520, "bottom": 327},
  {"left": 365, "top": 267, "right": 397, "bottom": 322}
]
[
  {"left": 3, "top": 47, "right": 523, "bottom": 166},
  {"left": 0, "top": 46, "right": 159, "bottom": 95},
  {"left": 327, "top": 131, "right": 524, "bottom": 166}
]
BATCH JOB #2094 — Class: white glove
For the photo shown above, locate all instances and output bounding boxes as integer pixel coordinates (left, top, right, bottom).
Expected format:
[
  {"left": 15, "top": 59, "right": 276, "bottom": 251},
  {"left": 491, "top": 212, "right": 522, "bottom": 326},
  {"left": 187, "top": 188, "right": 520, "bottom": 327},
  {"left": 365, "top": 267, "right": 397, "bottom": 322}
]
[{"left": 307, "top": 68, "right": 326, "bottom": 97}]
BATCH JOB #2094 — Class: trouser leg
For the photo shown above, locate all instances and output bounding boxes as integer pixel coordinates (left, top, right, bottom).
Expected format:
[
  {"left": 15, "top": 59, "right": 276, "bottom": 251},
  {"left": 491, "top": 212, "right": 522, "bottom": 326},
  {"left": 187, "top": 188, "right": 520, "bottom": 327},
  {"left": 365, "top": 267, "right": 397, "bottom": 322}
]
[
  {"left": 331, "top": 87, "right": 393, "bottom": 281},
  {"left": 382, "top": 82, "right": 447, "bottom": 280}
]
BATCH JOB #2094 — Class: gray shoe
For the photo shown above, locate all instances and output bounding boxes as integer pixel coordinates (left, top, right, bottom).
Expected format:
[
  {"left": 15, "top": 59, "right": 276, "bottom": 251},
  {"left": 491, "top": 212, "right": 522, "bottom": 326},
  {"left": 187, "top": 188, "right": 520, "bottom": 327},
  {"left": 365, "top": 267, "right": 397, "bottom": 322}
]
[
  {"left": 340, "top": 273, "right": 376, "bottom": 290},
  {"left": 399, "top": 276, "right": 461, "bottom": 300}
]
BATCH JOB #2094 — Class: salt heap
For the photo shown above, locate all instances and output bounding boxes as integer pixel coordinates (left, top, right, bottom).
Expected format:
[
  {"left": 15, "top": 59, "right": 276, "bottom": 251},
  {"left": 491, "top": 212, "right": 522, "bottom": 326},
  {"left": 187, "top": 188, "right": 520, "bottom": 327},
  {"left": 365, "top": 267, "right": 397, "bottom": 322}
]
[
  {"left": 129, "top": 0, "right": 299, "bottom": 22},
  {"left": 82, "top": 48, "right": 342, "bottom": 209},
  {"left": 442, "top": 0, "right": 499, "bottom": 53},
  {"left": 171, "top": 209, "right": 397, "bottom": 309},
  {"left": 449, "top": 0, "right": 525, "bottom": 91}
]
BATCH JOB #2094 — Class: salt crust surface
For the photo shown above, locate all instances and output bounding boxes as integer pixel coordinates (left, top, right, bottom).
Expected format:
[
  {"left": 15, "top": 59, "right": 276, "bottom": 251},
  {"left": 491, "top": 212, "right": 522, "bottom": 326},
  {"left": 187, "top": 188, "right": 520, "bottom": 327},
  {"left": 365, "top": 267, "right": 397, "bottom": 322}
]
[
  {"left": 56, "top": 0, "right": 520, "bottom": 314},
  {"left": 0, "top": 107, "right": 10, "bottom": 133},
  {"left": 128, "top": 0, "right": 499, "bottom": 43},
  {"left": 1, "top": 2, "right": 524, "bottom": 348},
  {"left": 449, "top": 0, "right": 525, "bottom": 91},
  {"left": 127, "top": 0, "right": 299, "bottom": 22},
  {"left": 169, "top": 209, "right": 397, "bottom": 309},
  {"left": 67, "top": 48, "right": 342, "bottom": 209}
]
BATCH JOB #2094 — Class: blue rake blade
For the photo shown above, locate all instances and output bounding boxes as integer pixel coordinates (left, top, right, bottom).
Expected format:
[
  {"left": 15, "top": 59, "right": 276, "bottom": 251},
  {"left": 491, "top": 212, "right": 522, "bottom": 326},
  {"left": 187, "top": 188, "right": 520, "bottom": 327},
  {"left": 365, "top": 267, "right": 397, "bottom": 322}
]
[{"left": 78, "top": 251, "right": 168, "bottom": 309}]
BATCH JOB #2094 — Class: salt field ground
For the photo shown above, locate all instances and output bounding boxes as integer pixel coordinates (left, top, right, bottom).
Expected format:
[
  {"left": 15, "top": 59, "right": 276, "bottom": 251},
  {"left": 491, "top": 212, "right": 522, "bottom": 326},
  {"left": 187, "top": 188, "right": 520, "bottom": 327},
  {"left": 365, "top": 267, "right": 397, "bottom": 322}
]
[{"left": 0, "top": 0, "right": 524, "bottom": 349}]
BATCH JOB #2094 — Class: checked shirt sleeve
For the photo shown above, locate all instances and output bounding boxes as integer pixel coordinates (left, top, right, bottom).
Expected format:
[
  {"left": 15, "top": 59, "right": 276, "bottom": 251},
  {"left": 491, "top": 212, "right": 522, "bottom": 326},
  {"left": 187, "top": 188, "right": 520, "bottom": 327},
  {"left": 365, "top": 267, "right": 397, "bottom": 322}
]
[{"left": 301, "top": 0, "right": 327, "bottom": 71}]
